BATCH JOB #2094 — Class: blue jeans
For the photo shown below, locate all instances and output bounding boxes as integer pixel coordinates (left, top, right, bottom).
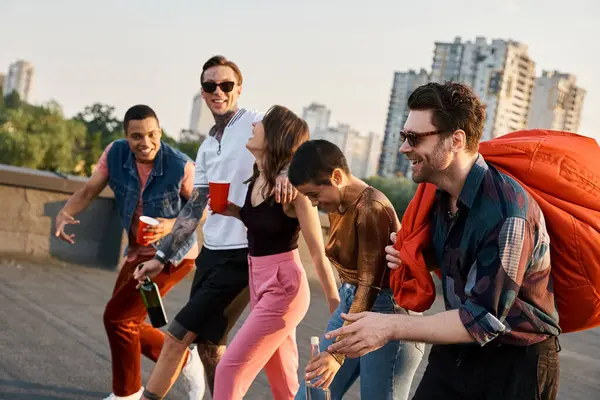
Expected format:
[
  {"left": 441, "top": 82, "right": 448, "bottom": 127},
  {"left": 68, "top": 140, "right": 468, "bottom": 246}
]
[{"left": 296, "top": 283, "right": 425, "bottom": 400}]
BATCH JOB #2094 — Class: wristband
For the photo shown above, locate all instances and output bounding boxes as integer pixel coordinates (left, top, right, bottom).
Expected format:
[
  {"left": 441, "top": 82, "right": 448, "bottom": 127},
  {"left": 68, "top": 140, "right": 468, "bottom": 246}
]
[{"left": 154, "top": 249, "right": 168, "bottom": 265}]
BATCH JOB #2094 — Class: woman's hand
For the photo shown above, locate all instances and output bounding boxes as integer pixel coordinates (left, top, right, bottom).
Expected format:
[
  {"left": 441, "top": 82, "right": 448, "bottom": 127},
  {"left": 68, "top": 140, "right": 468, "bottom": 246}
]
[
  {"left": 209, "top": 198, "right": 242, "bottom": 219},
  {"left": 304, "top": 351, "right": 342, "bottom": 389}
]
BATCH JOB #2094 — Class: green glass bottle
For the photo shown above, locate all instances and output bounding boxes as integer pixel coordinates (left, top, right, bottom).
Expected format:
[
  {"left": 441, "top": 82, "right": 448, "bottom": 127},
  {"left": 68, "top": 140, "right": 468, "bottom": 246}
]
[{"left": 139, "top": 276, "right": 168, "bottom": 328}]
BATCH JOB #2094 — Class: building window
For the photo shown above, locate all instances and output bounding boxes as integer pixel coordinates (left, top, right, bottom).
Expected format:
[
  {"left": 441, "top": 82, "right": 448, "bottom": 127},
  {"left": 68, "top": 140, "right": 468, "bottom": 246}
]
[{"left": 505, "top": 77, "right": 513, "bottom": 97}]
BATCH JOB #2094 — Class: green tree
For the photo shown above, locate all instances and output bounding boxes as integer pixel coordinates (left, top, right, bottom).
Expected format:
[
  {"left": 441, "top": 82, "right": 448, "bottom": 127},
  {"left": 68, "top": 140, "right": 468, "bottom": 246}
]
[
  {"left": 0, "top": 108, "right": 44, "bottom": 168},
  {"left": 74, "top": 103, "right": 123, "bottom": 146},
  {"left": 0, "top": 100, "right": 87, "bottom": 174},
  {"left": 4, "top": 91, "right": 22, "bottom": 110},
  {"left": 161, "top": 129, "right": 178, "bottom": 147},
  {"left": 159, "top": 129, "right": 203, "bottom": 159},
  {"left": 176, "top": 140, "right": 202, "bottom": 160},
  {"left": 365, "top": 175, "right": 417, "bottom": 218},
  {"left": 73, "top": 103, "right": 124, "bottom": 175}
]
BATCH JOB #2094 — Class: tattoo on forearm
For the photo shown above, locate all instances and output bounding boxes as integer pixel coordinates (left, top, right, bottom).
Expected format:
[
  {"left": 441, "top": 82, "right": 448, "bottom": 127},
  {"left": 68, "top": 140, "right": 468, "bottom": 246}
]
[{"left": 157, "top": 186, "right": 209, "bottom": 260}]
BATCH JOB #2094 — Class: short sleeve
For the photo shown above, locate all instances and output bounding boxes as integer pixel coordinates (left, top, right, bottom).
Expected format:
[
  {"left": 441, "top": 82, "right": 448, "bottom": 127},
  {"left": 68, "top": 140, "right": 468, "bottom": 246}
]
[
  {"left": 93, "top": 142, "right": 115, "bottom": 177},
  {"left": 180, "top": 161, "right": 196, "bottom": 200},
  {"left": 193, "top": 142, "right": 208, "bottom": 188}
]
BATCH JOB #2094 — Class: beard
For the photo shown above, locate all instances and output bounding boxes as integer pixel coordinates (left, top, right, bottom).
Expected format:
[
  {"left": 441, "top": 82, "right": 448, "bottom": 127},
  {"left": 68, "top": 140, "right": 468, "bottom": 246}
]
[{"left": 411, "top": 138, "right": 451, "bottom": 184}]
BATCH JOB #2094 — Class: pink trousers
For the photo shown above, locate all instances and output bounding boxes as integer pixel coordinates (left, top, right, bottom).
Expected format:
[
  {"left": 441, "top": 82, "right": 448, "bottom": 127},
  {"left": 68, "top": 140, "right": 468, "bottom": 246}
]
[{"left": 213, "top": 249, "right": 311, "bottom": 400}]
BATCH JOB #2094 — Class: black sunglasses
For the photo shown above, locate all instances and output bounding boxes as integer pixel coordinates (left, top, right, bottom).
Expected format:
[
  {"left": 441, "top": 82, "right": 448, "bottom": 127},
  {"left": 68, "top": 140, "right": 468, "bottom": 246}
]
[
  {"left": 400, "top": 130, "right": 444, "bottom": 147},
  {"left": 201, "top": 81, "right": 236, "bottom": 93}
]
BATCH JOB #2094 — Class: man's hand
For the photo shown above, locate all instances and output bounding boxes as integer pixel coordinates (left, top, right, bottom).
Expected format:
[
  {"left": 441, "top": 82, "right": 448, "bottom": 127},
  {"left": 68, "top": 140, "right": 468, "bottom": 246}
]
[
  {"left": 273, "top": 173, "right": 297, "bottom": 204},
  {"left": 325, "top": 312, "right": 396, "bottom": 358},
  {"left": 55, "top": 211, "right": 80, "bottom": 244},
  {"left": 385, "top": 232, "right": 402, "bottom": 269},
  {"left": 304, "top": 351, "right": 342, "bottom": 389},
  {"left": 142, "top": 218, "right": 176, "bottom": 244},
  {"left": 133, "top": 259, "right": 165, "bottom": 286}
]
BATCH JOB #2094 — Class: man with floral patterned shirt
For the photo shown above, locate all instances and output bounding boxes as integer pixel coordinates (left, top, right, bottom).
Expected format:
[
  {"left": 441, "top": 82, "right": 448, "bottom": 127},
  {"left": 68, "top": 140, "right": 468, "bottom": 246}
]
[{"left": 325, "top": 82, "right": 561, "bottom": 400}]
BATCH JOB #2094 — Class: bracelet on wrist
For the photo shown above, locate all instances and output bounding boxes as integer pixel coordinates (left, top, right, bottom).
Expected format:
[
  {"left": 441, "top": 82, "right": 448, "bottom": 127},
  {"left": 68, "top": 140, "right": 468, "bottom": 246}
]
[{"left": 154, "top": 249, "right": 168, "bottom": 265}]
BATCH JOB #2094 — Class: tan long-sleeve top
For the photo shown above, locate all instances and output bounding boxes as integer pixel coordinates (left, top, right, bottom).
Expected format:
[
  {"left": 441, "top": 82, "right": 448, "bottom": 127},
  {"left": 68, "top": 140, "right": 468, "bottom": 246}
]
[{"left": 325, "top": 186, "right": 400, "bottom": 364}]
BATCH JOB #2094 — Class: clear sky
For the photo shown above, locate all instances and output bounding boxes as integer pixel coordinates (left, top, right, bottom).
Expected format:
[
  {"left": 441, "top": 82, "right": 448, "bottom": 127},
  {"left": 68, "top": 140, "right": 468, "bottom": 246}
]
[{"left": 1, "top": 0, "right": 598, "bottom": 141}]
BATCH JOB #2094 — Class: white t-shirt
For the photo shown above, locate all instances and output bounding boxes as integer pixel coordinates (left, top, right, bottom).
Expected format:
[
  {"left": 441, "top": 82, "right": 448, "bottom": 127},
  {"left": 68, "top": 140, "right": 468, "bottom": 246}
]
[{"left": 193, "top": 108, "right": 263, "bottom": 250}]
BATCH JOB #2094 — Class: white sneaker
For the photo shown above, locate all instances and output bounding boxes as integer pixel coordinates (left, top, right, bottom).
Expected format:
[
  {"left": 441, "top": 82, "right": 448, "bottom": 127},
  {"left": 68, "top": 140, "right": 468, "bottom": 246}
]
[
  {"left": 181, "top": 346, "right": 206, "bottom": 400},
  {"left": 102, "top": 387, "right": 144, "bottom": 400}
]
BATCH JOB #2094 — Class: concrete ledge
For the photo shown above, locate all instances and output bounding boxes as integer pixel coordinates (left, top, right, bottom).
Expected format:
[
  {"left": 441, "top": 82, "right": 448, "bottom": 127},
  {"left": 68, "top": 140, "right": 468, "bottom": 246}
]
[
  {"left": 0, "top": 164, "right": 332, "bottom": 274},
  {"left": 0, "top": 164, "right": 114, "bottom": 198}
]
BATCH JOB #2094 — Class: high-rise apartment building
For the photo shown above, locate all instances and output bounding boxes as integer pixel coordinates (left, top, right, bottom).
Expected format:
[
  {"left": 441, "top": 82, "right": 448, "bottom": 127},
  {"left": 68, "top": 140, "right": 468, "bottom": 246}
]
[
  {"left": 302, "top": 103, "right": 331, "bottom": 138},
  {"left": 186, "top": 92, "right": 214, "bottom": 141},
  {"left": 528, "top": 70, "right": 586, "bottom": 132},
  {"left": 378, "top": 69, "right": 429, "bottom": 177},
  {"left": 3, "top": 60, "right": 34, "bottom": 102},
  {"left": 431, "top": 37, "right": 536, "bottom": 140}
]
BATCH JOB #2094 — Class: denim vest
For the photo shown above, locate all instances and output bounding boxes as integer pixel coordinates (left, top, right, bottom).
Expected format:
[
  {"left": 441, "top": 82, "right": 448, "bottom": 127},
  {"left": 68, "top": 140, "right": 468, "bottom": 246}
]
[{"left": 106, "top": 139, "right": 196, "bottom": 265}]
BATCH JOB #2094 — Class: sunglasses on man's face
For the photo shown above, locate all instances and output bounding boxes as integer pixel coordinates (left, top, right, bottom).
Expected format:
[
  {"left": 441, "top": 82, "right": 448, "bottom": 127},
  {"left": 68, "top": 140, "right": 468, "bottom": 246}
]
[
  {"left": 201, "top": 81, "right": 236, "bottom": 93},
  {"left": 400, "top": 130, "right": 443, "bottom": 147}
]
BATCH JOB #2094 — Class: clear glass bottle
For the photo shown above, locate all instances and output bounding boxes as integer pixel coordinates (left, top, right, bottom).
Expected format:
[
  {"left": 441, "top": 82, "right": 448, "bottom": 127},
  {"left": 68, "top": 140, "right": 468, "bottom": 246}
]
[{"left": 305, "top": 336, "right": 331, "bottom": 400}]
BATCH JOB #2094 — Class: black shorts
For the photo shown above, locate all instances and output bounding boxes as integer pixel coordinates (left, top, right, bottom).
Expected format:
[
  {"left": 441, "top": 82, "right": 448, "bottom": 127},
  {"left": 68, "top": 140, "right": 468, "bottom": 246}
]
[
  {"left": 412, "top": 336, "right": 560, "bottom": 400},
  {"left": 169, "top": 246, "right": 250, "bottom": 345}
]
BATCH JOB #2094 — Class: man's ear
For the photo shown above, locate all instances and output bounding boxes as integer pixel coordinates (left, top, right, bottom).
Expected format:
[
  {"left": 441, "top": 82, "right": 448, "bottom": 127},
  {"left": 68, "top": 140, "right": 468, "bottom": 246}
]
[{"left": 451, "top": 129, "right": 467, "bottom": 153}]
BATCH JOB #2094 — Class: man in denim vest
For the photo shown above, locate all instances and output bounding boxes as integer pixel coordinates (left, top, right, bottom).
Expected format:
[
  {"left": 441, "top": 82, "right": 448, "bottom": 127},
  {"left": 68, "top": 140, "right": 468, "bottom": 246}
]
[{"left": 55, "top": 105, "right": 206, "bottom": 400}]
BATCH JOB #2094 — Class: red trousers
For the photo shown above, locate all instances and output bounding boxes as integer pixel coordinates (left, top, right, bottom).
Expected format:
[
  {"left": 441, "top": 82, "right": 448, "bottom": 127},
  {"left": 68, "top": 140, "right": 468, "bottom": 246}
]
[{"left": 103, "top": 254, "right": 194, "bottom": 396}]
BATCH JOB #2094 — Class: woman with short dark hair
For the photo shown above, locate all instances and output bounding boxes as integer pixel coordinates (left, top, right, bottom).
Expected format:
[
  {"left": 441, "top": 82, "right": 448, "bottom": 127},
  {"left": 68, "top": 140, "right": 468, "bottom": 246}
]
[{"left": 289, "top": 139, "right": 424, "bottom": 400}]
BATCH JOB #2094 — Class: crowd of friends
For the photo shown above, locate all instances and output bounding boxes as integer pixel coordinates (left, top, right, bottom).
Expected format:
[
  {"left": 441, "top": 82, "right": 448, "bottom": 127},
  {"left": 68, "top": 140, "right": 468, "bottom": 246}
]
[{"left": 55, "top": 55, "right": 561, "bottom": 400}]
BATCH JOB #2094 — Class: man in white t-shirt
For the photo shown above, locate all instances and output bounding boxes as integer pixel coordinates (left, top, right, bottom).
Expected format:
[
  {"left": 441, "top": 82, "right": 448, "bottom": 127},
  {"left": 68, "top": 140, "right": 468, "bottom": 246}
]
[{"left": 135, "top": 55, "right": 296, "bottom": 400}]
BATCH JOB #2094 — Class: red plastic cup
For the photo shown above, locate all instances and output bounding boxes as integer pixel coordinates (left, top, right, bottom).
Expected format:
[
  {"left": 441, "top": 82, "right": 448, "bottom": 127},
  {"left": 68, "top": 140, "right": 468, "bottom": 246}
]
[
  {"left": 137, "top": 216, "right": 159, "bottom": 246},
  {"left": 209, "top": 181, "right": 230, "bottom": 213}
]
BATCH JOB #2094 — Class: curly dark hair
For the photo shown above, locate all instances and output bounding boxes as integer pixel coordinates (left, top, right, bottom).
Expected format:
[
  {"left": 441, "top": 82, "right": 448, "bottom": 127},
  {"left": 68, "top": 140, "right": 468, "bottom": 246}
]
[{"left": 407, "top": 82, "right": 486, "bottom": 153}]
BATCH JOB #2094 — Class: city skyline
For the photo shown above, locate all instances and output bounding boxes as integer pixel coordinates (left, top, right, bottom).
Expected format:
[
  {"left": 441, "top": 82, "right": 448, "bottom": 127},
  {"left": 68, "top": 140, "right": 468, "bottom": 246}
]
[
  {"left": 302, "top": 101, "right": 381, "bottom": 179},
  {"left": 377, "top": 35, "right": 590, "bottom": 176},
  {"left": 1, "top": 0, "right": 597, "bottom": 142}
]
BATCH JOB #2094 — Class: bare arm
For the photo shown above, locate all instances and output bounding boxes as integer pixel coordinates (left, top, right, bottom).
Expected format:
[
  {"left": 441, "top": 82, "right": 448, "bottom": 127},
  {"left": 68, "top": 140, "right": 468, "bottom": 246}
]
[
  {"left": 61, "top": 170, "right": 109, "bottom": 216},
  {"left": 55, "top": 170, "right": 109, "bottom": 243},
  {"left": 325, "top": 309, "right": 473, "bottom": 358},
  {"left": 155, "top": 186, "right": 209, "bottom": 263},
  {"left": 214, "top": 201, "right": 242, "bottom": 220},
  {"left": 389, "top": 309, "right": 474, "bottom": 344},
  {"left": 294, "top": 194, "right": 339, "bottom": 310},
  {"left": 225, "top": 203, "right": 242, "bottom": 220}
]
